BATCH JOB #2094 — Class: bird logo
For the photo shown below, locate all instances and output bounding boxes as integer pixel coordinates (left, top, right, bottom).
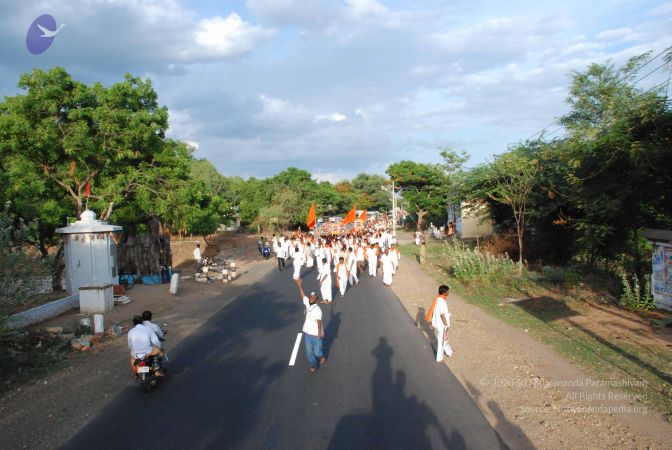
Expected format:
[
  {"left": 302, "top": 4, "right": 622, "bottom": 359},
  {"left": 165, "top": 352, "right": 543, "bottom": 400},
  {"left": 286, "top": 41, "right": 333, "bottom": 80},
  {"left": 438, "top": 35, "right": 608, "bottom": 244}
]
[{"left": 26, "top": 14, "right": 65, "bottom": 54}]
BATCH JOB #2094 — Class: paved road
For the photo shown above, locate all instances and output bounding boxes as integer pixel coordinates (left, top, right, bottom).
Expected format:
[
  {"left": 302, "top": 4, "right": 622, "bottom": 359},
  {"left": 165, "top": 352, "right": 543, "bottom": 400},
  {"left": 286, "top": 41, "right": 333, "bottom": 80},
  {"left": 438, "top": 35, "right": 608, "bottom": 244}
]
[{"left": 64, "top": 264, "right": 506, "bottom": 449}]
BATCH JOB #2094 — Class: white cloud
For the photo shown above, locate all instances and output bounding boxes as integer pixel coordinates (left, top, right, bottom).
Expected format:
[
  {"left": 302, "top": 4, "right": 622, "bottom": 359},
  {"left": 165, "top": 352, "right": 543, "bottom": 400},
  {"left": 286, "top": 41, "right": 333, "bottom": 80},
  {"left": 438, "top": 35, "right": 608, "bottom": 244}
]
[
  {"left": 193, "top": 14, "right": 275, "bottom": 59},
  {"left": 314, "top": 113, "right": 348, "bottom": 123}
]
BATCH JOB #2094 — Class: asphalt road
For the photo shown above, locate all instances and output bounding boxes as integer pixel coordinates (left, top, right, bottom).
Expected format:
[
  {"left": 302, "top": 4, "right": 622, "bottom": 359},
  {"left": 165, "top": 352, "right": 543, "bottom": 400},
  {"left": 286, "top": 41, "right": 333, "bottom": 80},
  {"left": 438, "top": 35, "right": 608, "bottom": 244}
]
[{"left": 64, "top": 263, "right": 506, "bottom": 450}]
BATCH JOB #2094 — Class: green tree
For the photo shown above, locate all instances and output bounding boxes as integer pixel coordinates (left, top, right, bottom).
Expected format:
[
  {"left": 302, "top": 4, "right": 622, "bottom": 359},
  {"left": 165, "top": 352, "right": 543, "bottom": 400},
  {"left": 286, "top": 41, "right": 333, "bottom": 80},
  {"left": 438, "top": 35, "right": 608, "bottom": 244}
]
[{"left": 386, "top": 161, "right": 447, "bottom": 230}]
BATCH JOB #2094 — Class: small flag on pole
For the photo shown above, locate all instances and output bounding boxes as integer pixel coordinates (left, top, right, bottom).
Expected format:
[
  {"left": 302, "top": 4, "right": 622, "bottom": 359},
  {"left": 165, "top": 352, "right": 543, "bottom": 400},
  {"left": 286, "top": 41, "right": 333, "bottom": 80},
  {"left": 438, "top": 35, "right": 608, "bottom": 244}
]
[
  {"left": 359, "top": 209, "right": 367, "bottom": 222},
  {"left": 84, "top": 180, "right": 92, "bottom": 198},
  {"left": 306, "top": 203, "right": 316, "bottom": 229}
]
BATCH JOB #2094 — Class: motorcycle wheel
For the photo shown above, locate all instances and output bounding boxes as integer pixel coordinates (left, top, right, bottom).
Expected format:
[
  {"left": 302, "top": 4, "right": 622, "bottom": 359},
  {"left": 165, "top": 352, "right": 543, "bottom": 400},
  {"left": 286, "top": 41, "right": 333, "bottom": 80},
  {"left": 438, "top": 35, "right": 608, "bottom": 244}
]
[{"left": 140, "top": 373, "right": 151, "bottom": 393}]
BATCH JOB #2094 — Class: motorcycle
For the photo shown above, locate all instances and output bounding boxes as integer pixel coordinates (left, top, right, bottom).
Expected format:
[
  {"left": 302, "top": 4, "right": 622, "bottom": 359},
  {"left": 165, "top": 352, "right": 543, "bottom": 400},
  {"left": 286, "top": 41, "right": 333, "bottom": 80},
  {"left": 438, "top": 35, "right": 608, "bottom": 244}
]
[
  {"left": 134, "top": 352, "right": 163, "bottom": 392},
  {"left": 261, "top": 243, "right": 271, "bottom": 259}
]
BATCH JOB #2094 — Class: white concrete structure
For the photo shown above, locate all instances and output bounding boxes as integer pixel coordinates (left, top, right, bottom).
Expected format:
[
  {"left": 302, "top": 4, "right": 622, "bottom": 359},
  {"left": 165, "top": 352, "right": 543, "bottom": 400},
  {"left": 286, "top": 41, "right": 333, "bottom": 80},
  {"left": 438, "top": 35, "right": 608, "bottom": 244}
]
[
  {"left": 78, "top": 284, "right": 114, "bottom": 314},
  {"left": 56, "top": 210, "right": 122, "bottom": 295}
]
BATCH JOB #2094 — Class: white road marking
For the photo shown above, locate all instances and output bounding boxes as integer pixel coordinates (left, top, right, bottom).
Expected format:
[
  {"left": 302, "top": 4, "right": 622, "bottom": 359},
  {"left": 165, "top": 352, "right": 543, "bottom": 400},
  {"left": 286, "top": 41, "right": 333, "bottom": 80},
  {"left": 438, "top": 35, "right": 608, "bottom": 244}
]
[{"left": 289, "top": 333, "right": 302, "bottom": 366}]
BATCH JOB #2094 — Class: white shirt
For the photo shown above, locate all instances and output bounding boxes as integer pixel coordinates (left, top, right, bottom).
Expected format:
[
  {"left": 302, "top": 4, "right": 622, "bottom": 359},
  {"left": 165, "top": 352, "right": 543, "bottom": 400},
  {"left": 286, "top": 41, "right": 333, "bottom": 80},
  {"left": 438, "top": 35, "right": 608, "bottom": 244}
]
[
  {"left": 293, "top": 250, "right": 304, "bottom": 266},
  {"left": 302, "top": 296, "right": 322, "bottom": 336},
  {"left": 193, "top": 247, "right": 202, "bottom": 260},
  {"left": 143, "top": 320, "right": 163, "bottom": 339},
  {"left": 431, "top": 296, "right": 451, "bottom": 329},
  {"left": 128, "top": 324, "right": 161, "bottom": 357}
]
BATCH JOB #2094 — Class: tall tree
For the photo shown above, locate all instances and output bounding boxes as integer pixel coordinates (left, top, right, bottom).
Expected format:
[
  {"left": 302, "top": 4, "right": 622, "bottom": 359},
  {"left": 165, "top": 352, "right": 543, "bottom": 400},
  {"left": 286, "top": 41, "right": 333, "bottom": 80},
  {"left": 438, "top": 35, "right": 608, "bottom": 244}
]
[{"left": 386, "top": 161, "right": 447, "bottom": 230}]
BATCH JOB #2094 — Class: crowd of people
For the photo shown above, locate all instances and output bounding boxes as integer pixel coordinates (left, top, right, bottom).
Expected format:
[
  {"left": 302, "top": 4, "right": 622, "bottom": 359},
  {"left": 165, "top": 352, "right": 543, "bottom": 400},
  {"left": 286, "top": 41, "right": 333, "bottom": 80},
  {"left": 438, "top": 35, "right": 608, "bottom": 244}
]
[{"left": 270, "top": 222, "right": 402, "bottom": 303}]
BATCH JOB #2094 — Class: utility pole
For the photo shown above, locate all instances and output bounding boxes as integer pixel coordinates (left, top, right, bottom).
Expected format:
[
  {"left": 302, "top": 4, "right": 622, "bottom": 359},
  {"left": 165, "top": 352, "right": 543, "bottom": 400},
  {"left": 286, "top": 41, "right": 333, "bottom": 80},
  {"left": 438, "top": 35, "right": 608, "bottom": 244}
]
[{"left": 391, "top": 179, "right": 397, "bottom": 238}]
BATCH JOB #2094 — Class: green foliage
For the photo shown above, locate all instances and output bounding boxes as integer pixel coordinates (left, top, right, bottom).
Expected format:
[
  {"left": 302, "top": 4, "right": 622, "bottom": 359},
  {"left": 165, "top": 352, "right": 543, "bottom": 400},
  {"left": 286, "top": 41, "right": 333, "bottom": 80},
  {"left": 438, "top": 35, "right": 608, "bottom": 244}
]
[
  {"left": 386, "top": 161, "right": 448, "bottom": 229},
  {"left": 439, "top": 241, "right": 526, "bottom": 287},
  {"left": 619, "top": 272, "right": 655, "bottom": 311},
  {"left": 0, "top": 203, "right": 50, "bottom": 319}
]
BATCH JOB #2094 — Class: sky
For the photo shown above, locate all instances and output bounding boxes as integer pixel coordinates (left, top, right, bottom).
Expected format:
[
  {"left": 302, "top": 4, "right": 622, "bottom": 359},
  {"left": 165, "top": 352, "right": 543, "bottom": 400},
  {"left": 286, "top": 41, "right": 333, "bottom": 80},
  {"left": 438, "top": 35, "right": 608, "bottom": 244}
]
[{"left": 1, "top": 0, "right": 671, "bottom": 182}]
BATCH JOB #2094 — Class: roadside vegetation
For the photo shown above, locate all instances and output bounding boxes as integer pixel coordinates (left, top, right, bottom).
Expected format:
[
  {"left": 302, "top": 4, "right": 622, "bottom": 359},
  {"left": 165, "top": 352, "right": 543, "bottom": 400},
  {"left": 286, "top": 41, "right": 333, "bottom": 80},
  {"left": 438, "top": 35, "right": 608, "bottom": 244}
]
[{"left": 401, "top": 241, "right": 672, "bottom": 420}]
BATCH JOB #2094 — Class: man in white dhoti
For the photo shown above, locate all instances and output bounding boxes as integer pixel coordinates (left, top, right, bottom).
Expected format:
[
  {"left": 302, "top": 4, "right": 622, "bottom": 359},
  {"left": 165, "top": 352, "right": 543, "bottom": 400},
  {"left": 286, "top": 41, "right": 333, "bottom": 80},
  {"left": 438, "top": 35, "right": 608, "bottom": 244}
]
[
  {"left": 366, "top": 244, "right": 378, "bottom": 277},
  {"left": 356, "top": 243, "right": 366, "bottom": 275},
  {"left": 428, "top": 285, "right": 453, "bottom": 362},
  {"left": 347, "top": 247, "right": 359, "bottom": 287},
  {"left": 390, "top": 244, "right": 400, "bottom": 274},
  {"left": 292, "top": 246, "right": 304, "bottom": 280},
  {"left": 381, "top": 249, "right": 394, "bottom": 286},
  {"left": 305, "top": 243, "right": 314, "bottom": 268},
  {"left": 315, "top": 244, "right": 324, "bottom": 272},
  {"left": 334, "top": 256, "right": 349, "bottom": 297},
  {"left": 318, "top": 257, "right": 333, "bottom": 304}
]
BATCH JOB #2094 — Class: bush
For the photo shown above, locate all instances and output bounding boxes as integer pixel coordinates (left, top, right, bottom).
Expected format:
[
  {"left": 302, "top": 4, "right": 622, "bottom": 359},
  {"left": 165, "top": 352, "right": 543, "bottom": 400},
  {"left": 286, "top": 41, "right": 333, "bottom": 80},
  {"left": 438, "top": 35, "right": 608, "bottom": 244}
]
[
  {"left": 440, "top": 241, "right": 526, "bottom": 286},
  {"left": 619, "top": 272, "right": 655, "bottom": 311}
]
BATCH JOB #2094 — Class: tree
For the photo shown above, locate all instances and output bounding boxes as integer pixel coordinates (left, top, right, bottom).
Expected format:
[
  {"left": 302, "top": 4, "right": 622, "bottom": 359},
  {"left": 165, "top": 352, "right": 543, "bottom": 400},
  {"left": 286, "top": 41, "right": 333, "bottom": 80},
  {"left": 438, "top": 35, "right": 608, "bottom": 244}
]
[
  {"left": 475, "top": 146, "right": 539, "bottom": 271},
  {"left": 386, "top": 161, "right": 447, "bottom": 230}
]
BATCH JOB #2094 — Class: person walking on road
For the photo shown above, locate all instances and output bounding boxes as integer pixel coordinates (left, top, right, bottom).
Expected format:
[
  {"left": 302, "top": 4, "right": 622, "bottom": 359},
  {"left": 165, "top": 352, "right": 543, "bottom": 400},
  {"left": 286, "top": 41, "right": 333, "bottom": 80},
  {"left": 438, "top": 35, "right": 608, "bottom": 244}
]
[
  {"left": 426, "top": 285, "right": 453, "bottom": 361},
  {"left": 295, "top": 279, "right": 326, "bottom": 373},
  {"left": 381, "top": 248, "right": 394, "bottom": 286},
  {"left": 292, "top": 245, "right": 304, "bottom": 280},
  {"left": 318, "top": 257, "right": 333, "bottom": 303},
  {"left": 276, "top": 239, "right": 287, "bottom": 271},
  {"left": 334, "top": 256, "right": 349, "bottom": 297}
]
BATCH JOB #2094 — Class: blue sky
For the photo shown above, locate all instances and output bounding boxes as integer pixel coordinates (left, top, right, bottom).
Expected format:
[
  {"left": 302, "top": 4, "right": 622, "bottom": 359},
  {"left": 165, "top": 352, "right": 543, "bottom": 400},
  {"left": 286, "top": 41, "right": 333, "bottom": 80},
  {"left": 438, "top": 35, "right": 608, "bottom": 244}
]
[{"left": 1, "top": 0, "right": 670, "bottom": 181}]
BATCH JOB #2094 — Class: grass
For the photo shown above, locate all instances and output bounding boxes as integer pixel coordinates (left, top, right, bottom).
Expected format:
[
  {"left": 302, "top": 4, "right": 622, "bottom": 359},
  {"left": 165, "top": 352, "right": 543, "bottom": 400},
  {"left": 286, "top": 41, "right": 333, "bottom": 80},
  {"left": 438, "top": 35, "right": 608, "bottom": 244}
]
[{"left": 400, "top": 241, "right": 672, "bottom": 420}]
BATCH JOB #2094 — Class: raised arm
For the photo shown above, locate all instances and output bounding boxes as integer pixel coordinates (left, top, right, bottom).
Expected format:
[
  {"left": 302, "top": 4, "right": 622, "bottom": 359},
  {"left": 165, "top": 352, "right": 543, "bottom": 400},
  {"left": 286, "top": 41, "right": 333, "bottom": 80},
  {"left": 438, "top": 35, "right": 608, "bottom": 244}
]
[{"left": 295, "top": 278, "right": 307, "bottom": 299}]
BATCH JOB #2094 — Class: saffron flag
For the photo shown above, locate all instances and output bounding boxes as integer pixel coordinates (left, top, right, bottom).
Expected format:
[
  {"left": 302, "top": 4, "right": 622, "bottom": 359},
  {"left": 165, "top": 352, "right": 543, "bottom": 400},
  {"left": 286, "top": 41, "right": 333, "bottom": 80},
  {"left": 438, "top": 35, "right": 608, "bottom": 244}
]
[
  {"left": 84, "top": 181, "right": 92, "bottom": 198},
  {"left": 342, "top": 205, "right": 357, "bottom": 225},
  {"left": 306, "top": 203, "right": 316, "bottom": 229},
  {"left": 359, "top": 209, "right": 367, "bottom": 222}
]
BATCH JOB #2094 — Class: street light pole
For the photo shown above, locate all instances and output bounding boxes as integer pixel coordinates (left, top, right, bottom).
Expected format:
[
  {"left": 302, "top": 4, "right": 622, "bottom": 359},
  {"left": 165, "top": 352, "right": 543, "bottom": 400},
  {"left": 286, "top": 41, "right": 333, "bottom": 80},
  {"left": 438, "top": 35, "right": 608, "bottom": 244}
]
[{"left": 391, "top": 179, "right": 396, "bottom": 238}]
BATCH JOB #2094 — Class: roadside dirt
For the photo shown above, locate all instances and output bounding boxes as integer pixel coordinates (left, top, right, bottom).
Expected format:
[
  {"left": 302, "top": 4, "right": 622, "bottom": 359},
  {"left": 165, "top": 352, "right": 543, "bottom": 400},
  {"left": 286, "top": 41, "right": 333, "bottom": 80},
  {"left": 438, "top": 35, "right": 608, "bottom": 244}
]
[
  {"left": 0, "top": 234, "right": 276, "bottom": 449},
  {"left": 389, "top": 234, "right": 672, "bottom": 449}
]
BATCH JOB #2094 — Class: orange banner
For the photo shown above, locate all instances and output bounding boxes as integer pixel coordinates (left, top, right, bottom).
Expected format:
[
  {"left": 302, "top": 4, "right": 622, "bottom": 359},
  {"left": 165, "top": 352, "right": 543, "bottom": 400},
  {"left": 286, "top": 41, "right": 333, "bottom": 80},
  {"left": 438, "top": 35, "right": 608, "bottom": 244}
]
[{"left": 306, "top": 203, "right": 316, "bottom": 229}]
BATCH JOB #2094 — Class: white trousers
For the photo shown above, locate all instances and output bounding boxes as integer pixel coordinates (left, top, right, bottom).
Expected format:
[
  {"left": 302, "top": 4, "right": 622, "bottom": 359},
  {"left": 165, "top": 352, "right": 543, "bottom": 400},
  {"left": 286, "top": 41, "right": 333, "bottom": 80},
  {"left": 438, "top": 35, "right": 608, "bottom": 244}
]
[
  {"left": 306, "top": 257, "right": 314, "bottom": 268},
  {"left": 435, "top": 325, "right": 453, "bottom": 362},
  {"left": 338, "top": 275, "right": 347, "bottom": 296},
  {"left": 293, "top": 263, "right": 302, "bottom": 280},
  {"left": 348, "top": 269, "right": 358, "bottom": 286},
  {"left": 320, "top": 278, "right": 332, "bottom": 301},
  {"left": 368, "top": 257, "right": 377, "bottom": 276}
]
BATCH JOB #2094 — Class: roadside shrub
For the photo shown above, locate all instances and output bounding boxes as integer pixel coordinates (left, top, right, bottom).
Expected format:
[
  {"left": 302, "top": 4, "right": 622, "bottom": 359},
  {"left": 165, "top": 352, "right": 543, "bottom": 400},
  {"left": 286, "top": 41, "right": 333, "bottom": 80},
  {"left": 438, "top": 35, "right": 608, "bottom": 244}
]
[
  {"left": 541, "top": 266, "right": 565, "bottom": 283},
  {"left": 563, "top": 270, "right": 581, "bottom": 287},
  {"left": 440, "top": 241, "right": 526, "bottom": 286},
  {"left": 619, "top": 272, "right": 655, "bottom": 311}
]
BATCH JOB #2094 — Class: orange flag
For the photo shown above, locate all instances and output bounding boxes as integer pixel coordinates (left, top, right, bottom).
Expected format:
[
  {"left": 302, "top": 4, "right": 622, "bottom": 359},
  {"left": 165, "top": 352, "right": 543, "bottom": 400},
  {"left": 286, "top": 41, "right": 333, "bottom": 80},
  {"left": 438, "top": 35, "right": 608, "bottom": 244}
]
[
  {"left": 342, "top": 205, "right": 357, "bottom": 225},
  {"left": 359, "top": 209, "right": 367, "bottom": 221},
  {"left": 306, "top": 203, "right": 317, "bottom": 229}
]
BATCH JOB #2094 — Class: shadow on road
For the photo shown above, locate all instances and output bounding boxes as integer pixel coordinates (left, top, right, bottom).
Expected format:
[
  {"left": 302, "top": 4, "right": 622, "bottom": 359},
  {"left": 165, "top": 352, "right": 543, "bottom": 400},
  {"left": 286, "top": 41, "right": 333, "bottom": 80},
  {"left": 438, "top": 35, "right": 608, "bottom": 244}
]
[
  {"left": 64, "top": 283, "right": 295, "bottom": 449},
  {"left": 328, "top": 337, "right": 466, "bottom": 449},
  {"left": 323, "top": 311, "right": 341, "bottom": 359}
]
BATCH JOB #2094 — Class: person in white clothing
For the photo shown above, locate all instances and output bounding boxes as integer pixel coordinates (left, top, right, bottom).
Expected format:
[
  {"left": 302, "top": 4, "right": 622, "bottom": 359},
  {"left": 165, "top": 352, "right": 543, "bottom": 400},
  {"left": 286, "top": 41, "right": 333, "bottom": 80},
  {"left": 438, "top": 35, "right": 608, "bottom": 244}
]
[
  {"left": 390, "top": 244, "right": 400, "bottom": 274},
  {"left": 318, "top": 258, "right": 333, "bottom": 303},
  {"left": 292, "top": 246, "right": 304, "bottom": 280},
  {"left": 334, "top": 256, "right": 349, "bottom": 297},
  {"left": 141, "top": 310, "right": 163, "bottom": 348},
  {"left": 127, "top": 315, "right": 163, "bottom": 373},
  {"left": 276, "top": 240, "right": 287, "bottom": 271},
  {"left": 366, "top": 244, "right": 378, "bottom": 277},
  {"left": 295, "top": 279, "right": 325, "bottom": 372},
  {"left": 347, "top": 247, "right": 359, "bottom": 286},
  {"left": 429, "top": 285, "right": 453, "bottom": 362},
  {"left": 193, "top": 243, "right": 202, "bottom": 273},
  {"left": 305, "top": 243, "right": 314, "bottom": 268},
  {"left": 381, "top": 249, "right": 394, "bottom": 286},
  {"left": 356, "top": 244, "right": 366, "bottom": 275}
]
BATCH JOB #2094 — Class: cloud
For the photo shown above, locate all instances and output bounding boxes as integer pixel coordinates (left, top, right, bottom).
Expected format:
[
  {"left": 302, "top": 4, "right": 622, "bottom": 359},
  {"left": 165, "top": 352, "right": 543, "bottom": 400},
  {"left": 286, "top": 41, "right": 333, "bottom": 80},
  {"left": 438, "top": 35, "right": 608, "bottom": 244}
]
[
  {"left": 314, "top": 113, "right": 347, "bottom": 123},
  {"left": 191, "top": 14, "right": 275, "bottom": 60}
]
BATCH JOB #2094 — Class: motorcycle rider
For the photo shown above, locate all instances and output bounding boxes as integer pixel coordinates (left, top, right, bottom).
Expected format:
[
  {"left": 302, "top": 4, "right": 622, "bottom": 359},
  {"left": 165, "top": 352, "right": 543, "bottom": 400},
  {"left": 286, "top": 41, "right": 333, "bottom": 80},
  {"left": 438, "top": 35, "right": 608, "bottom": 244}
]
[
  {"left": 128, "top": 315, "right": 163, "bottom": 375},
  {"left": 141, "top": 310, "right": 164, "bottom": 345}
]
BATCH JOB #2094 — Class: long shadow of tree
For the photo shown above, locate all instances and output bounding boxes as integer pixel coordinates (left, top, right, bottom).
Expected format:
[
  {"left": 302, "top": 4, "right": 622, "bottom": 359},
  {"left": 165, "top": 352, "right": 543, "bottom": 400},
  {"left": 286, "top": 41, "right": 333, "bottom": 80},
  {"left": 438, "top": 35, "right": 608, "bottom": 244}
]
[{"left": 328, "top": 337, "right": 466, "bottom": 450}]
